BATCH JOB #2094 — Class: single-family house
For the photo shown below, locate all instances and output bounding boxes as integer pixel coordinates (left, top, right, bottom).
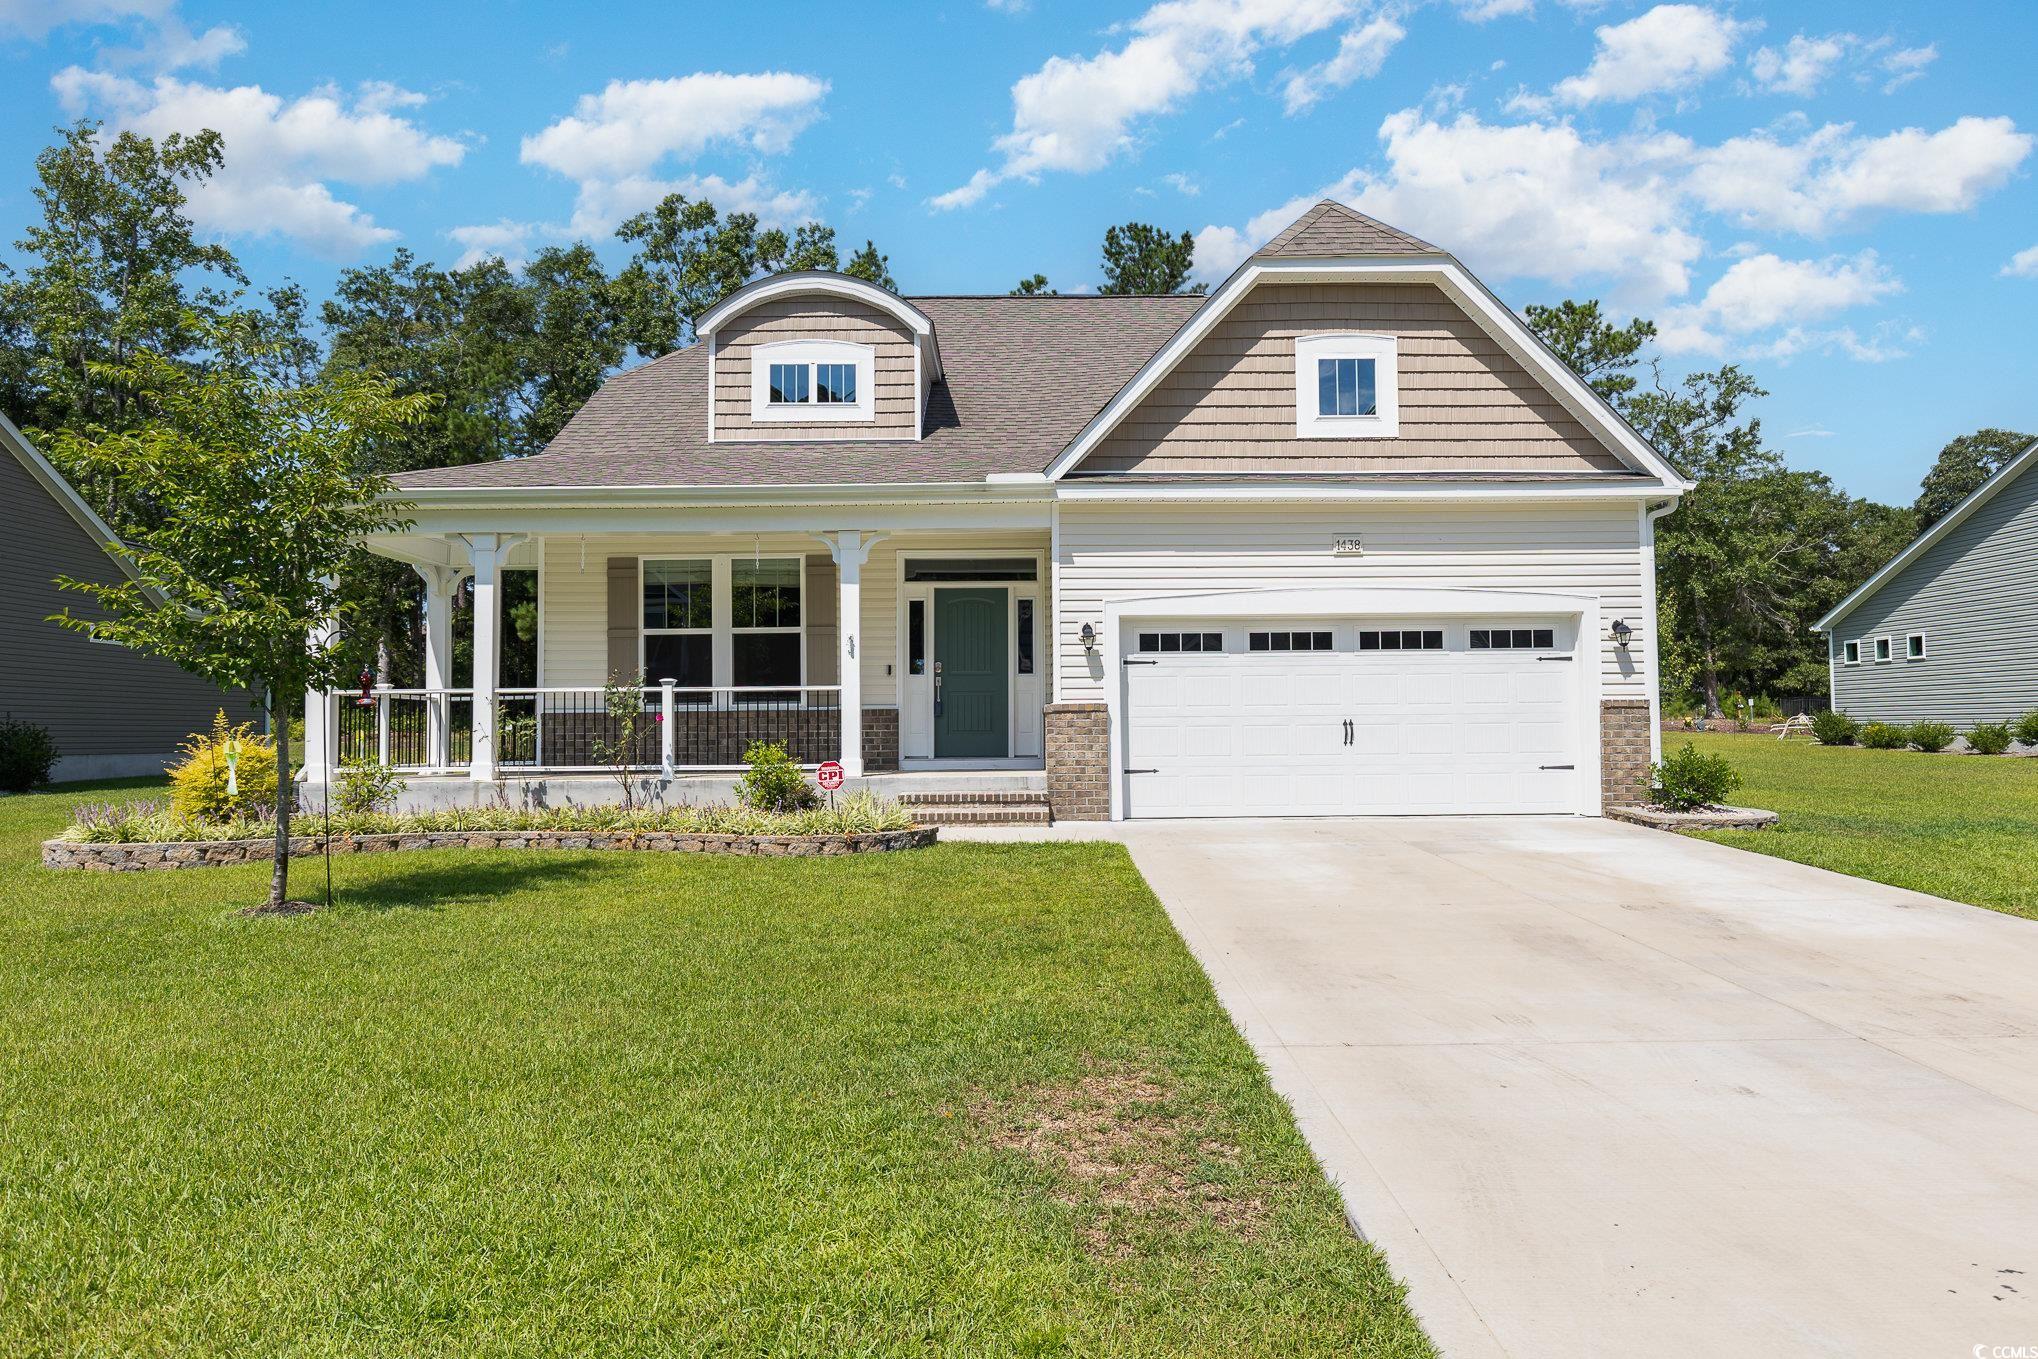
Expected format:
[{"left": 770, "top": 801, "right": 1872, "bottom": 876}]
[
  {"left": 305, "top": 200, "right": 1691, "bottom": 820},
  {"left": 2, "top": 411, "right": 253, "bottom": 780},
  {"left": 1815, "top": 439, "right": 2038, "bottom": 726}
]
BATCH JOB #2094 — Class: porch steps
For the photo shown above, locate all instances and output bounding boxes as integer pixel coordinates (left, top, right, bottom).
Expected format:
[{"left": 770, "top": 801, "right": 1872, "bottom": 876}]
[{"left": 895, "top": 790, "right": 1053, "bottom": 826}]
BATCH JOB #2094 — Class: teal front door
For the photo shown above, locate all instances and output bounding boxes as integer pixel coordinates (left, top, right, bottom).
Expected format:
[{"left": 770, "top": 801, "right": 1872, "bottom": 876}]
[{"left": 934, "top": 588, "right": 1009, "bottom": 759}]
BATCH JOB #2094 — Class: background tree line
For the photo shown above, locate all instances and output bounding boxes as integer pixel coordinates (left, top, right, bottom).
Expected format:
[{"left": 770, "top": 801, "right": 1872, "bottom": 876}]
[{"left": 0, "top": 121, "right": 2021, "bottom": 718}]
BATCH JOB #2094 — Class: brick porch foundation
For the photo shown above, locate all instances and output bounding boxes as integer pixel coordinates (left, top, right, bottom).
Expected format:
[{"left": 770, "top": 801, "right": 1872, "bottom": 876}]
[
  {"left": 1045, "top": 702, "right": 1110, "bottom": 821},
  {"left": 1600, "top": 698, "right": 1652, "bottom": 809}
]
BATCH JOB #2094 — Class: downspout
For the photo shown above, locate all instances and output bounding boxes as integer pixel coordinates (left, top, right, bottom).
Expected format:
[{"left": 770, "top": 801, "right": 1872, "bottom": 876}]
[{"left": 1643, "top": 499, "right": 1678, "bottom": 767}]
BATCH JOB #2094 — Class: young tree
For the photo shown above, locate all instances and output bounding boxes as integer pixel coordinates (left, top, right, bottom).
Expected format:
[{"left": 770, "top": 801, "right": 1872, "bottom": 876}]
[
  {"left": 46, "top": 322, "right": 431, "bottom": 911},
  {"left": 1099, "top": 222, "right": 1205, "bottom": 295},
  {"left": 1011, "top": 273, "right": 1056, "bottom": 296},
  {"left": 1913, "top": 427, "right": 2035, "bottom": 526},
  {"left": 844, "top": 239, "right": 897, "bottom": 291}
]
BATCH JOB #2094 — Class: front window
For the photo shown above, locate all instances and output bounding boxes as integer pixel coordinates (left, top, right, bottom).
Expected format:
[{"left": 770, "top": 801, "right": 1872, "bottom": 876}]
[
  {"left": 1317, "top": 358, "right": 1377, "bottom": 417},
  {"left": 815, "top": 363, "right": 857, "bottom": 404},
  {"left": 767, "top": 363, "right": 810, "bottom": 405},
  {"left": 731, "top": 557, "right": 802, "bottom": 692},
  {"left": 643, "top": 559, "right": 712, "bottom": 688}
]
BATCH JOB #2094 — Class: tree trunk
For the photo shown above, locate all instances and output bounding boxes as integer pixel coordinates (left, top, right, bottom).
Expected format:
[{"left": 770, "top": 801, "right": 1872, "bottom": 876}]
[
  {"left": 1700, "top": 646, "right": 1724, "bottom": 720},
  {"left": 270, "top": 688, "right": 292, "bottom": 909}
]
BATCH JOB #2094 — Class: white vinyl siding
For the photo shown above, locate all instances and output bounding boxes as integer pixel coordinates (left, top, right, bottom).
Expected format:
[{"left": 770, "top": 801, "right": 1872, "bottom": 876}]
[{"left": 1054, "top": 501, "right": 1650, "bottom": 703}]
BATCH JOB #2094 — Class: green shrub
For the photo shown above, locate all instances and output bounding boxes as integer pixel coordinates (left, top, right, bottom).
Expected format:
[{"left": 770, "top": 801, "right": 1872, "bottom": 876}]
[
  {"left": 1906, "top": 722, "right": 1955, "bottom": 753},
  {"left": 0, "top": 716, "right": 60, "bottom": 792},
  {"left": 2015, "top": 710, "right": 2038, "bottom": 748},
  {"left": 1650, "top": 742, "right": 1742, "bottom": 812},
  {"left": 1859, "top": 722, "right": 1909, "bottom": 750},
  {"left": 334, "top": 759, "right": 407, "bottom": 815},
  {"left": 168, "top": 712, "right": 277, "bottom": 820},
  {"left": 1966, "top": 722, "right": 2013, "bottom": 756},
  {"left": 1810, "top": 711, "right": 1859, "bottom": 746},
  {"left": 733, "top": 739, "right": 820, "bottom": 814}
]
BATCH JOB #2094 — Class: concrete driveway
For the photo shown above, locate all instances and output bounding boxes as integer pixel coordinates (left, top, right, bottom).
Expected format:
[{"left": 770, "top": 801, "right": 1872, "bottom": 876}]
[{"left": 1044, "top": 817, "right": 2038, "bottom": 1358}]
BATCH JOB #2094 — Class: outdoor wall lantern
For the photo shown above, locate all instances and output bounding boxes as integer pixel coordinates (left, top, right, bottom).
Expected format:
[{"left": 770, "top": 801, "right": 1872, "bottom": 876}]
[
  {"left": 1610, "top": 618, "right": 1634, "bottom": 648},
  {"left": 1079, "top": 622, "right": 1098, "bottom": 652}
]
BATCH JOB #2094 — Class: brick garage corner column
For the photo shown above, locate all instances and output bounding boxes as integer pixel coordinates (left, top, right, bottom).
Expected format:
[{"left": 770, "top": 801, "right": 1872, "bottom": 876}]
[
  {"left": 860, "top": 707, "right": 899, "bottom": 773},
  {"left": 1045, "top": 702, "right": 1110, "bottom": 821},
  {"left": 1600, "top": 699, "right": 1652, "bottom": 810}
]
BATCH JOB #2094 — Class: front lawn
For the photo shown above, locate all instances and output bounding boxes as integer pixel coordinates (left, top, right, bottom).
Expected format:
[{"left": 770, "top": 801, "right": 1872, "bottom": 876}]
[
  {"left": 0, "top": 781, "right": 1429, "bottom": 1358},
  {"left": 1681, "top": 732, "right": 2038, "bottom": 920}
]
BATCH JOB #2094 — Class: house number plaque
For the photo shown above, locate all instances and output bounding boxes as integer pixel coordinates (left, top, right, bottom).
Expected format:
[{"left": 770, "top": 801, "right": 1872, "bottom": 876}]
[{"left": 1331, "top": 536, "right": 1364, "bottom": 556}]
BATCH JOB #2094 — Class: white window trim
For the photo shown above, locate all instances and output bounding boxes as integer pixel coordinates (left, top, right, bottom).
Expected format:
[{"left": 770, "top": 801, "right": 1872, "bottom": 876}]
[
  {"left": 1905, "top": 632, "right": 1928, "bottom": 660},
  {"left": 1293, "top": 332, "right": 1399, "bottom": 439},
  {"left": 1842, "top": 639, "right": 1861, "bottom": 665},
  {"left": 749, "top": 339, "right": 874, "bottom": 424},
  {"left": 640, "top": 554, "right": 808, "bottom": 695},
  {"left": 1874, "top": 636, "right": 1893, "bottom": 664}
]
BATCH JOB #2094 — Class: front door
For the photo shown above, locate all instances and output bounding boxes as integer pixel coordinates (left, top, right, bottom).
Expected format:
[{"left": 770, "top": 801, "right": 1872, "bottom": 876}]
[{"left": 934, "top": 588, "right": 1009, "bottom": 758}]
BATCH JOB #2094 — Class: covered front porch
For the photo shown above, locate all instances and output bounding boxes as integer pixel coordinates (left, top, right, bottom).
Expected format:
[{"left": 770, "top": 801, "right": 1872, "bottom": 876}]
[{"left": 302, "top": 493, "right": 1055, "bottom": 805}]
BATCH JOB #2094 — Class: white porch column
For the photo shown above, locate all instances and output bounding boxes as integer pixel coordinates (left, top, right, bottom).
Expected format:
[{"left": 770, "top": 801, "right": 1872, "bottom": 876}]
[
  {"left": 459, "top": 533, "right": 526, "bottom": 781},
  {"left": 822, "top": 531, "right": 886, "bottom": 776},
  {"left": 414, "top": 561, "right": 468, "bottom": 771}
]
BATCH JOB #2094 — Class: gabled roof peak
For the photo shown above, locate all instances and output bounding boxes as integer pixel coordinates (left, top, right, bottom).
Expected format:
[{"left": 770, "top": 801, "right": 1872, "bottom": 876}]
[{"left": 1252, "top": 199, "right": 1440, "bottom": 260}]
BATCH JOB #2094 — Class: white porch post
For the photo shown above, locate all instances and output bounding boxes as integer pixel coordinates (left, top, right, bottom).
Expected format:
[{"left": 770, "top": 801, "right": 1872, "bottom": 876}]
[
  {"left": 822, "top": 531, "right": 886, "bottom": 776},
  {"left": 460, "top": 533, "right": 526, "bottom": 781},
  {"left": 413, "top": 561, "right": 467, "bottom": 771}
]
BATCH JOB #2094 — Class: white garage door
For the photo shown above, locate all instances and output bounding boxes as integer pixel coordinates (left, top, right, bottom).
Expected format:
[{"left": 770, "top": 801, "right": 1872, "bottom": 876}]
[{"left": 1121, "top": 619, "right": 1582, "bottom": 818}]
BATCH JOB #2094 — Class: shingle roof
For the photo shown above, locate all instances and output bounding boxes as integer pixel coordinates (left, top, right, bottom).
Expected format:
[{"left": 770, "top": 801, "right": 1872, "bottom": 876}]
[
  {"left": 394, "top": 293, "right": 1205, "bottom": 492},
  {"left": 1251, "top": 199, "right": 1440, "bottom": 259}
]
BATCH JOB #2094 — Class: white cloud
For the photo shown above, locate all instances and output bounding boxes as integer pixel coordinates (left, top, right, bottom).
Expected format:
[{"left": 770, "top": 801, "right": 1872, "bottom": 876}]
[
  {"left": 1747, "top": 33, "right": 1850, "bottom": 97},
  {"left": 1656, "top": 249, "right": 1901, "bottom": 353},
  {"left": 1537, "top": 4, "right": 1757, "bottom": 108},
  {"left": 447, "top": 220, "right": 537, "bottom": 269},
  {"left": 518, "top": 72, "right": 827, "bottom": 236},
  {"left": 452, "top": 171, "right": 819, "bottom": 270},
  {"left": 1283, "top": 14, "right": 1406, "bottom": 113},
  {"left": 2004, "top": 245, "right": 2038, "bottom": 279},
  {"left": 1878, "top": 43, "right": 1936, "bottom": 92},
  {"left": 985, "top": 0, "right": 1029, "bottom": 11},
  {"left": 521, "top": 73, "right": 827, "bottom": 181},
  {"left": 1689, "top": 116, "right": 2034, "bottom": 234},
  {"left": 1163, "top": 171, "right": 1201, "bottom": 195},
  {"left": 52, "top": 67, "right": 464, "bottom": 255},
  {"left": 0, "top": 0, "right": 169, "bottom": 36},
  {"left": 934, "top": 0, "right": 1395, "bottom": 208}
]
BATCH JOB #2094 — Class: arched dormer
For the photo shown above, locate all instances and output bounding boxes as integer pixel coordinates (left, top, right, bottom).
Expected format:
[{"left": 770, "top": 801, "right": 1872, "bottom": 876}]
[{"left": 697, "top": 273, "right": 942, "bottom": 443}]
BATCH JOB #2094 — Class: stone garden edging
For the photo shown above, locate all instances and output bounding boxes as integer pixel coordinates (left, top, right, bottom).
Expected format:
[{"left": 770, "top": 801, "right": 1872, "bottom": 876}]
[
  {"left": 1606, "top": 804, "right": 1780, "bottom": 832},
  {"left": 43, "top": 825, "right": 938, "bottom": 870}
]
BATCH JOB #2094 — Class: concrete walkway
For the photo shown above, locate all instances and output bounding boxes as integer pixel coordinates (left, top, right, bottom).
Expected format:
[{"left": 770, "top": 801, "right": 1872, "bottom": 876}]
[{"left": 954, "top": 816, "right": 2038, "bottom": 1358}]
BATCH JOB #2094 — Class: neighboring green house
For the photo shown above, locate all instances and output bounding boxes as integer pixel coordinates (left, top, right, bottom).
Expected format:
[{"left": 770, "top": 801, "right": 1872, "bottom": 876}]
[
  {"left": 1, "top": 411, "right": 250, "bottom": 780},
  {"left": 1816, "top": 440, "right": 2038, "bottom": 726}
]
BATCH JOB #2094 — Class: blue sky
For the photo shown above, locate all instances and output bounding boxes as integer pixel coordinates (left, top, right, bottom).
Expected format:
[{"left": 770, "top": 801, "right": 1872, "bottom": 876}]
[{"left": 1, "top": 0, "right": 2033, "bottom": 506}]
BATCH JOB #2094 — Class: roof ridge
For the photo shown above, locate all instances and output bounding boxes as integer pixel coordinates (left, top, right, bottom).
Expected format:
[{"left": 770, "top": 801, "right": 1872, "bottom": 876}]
[{"left": 1252, "top": 198, "right": 1439, "bottom": 260}]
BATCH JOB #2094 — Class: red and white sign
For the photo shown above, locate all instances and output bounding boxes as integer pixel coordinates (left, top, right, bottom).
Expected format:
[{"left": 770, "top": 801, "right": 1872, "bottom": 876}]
[{"left": 816, "top": 760, "right": 845, "bottom": 791}]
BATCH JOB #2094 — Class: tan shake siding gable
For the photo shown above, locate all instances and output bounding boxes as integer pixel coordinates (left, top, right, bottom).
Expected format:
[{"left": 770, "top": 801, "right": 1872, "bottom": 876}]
[
  {"left": 1076, "top": 281, "right": 1629, "bottom": 475},
  {"left": 713, "top": 296, "right": 918, "bottom": 439}
]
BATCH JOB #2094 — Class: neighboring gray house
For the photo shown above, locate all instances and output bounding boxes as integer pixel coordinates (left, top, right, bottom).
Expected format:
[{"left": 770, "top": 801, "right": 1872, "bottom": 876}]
[
  {"left": 1816, "top": 440, "right": 2038, "bottom": 726},
  {"left": 1, "top": 411, "right": 251, "bottom": 780}
]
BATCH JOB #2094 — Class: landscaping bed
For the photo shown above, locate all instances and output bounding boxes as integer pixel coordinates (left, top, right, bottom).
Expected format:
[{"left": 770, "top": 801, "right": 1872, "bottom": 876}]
[{"left": 1607, "top": 803, "right": 1779, "bottom": 832}]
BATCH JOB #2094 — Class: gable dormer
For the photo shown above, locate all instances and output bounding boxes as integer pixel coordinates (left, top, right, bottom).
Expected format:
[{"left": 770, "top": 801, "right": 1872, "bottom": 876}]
[{"left": 696, "top": 273, "right": 941, "bottom": 442}]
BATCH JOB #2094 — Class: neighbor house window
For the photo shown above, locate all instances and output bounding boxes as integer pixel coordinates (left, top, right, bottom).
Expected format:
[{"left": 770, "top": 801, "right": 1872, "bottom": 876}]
[
  {"left": 1843, "top": 640, "right": 1861, "bottom": 665},
  {"left": 749, "top": 339, "right": 874, "bottom": 423},
  {"left": 731, "top": 557, "right": 802, "bottom": 693},
  {"left": 1875, "top": 637, "right": 1893, "bottom": 663},
  {"left": 1906, "top": 633, "right": 1927, "bottom": 660},
  {"left": 643, "top": 559, "right": 713, "bottom": 689},
  {"left": 1294, "top": 333, "right": 1399, "bottom": 438}
]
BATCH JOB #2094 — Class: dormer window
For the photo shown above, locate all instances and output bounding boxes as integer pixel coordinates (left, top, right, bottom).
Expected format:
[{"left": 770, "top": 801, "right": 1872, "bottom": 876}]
[
  {"left": 750, "top": 339, "right": 874, "bottom": 423},
  {"left": 1294, "top": 333, "right": 1399, "bottom": 438}
]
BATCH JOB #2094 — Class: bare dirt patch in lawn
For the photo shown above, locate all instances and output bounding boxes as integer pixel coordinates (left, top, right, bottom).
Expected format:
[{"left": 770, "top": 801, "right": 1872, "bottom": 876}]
[{"left": 969, "top": 1066, "right": 1269, "bottom": 1254}]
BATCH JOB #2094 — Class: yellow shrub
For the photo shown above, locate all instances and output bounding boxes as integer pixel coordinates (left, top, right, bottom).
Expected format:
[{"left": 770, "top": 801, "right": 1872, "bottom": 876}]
[{"left": 169, "top": 712, "right": 278, "bottom": 822}]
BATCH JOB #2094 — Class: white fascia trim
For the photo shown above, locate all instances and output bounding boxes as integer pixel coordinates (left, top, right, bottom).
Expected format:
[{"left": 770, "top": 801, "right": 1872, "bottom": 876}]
[
  {"left": 1814, "top": 438, "right": 2038, "bottom": 633},
  {"left": 1042, "top": 256, "right": 1691, "bottom": 493},
  {"left": 0, "top": 407, "right": 155, "bottom": 597},
  {"left": 695, "top": 272, "right": 942, "bottom": 380},
  {"left": 1054, "top": 481, "right": 1672, "bottom": 503}
]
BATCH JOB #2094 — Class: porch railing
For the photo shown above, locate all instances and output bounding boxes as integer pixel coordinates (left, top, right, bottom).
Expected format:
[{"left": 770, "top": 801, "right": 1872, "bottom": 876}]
[{"left": 329, "top": 684, "right": 842, "bottom": 775}]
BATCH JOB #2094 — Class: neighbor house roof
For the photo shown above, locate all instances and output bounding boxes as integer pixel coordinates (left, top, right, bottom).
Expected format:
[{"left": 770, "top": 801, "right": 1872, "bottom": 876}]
[
  {"left": 1250, "top": 200, "right": 1441, "bottom": 259},
  {"left": 393, "top": 294, "right": 1204, "bottom": 492},
  {"left": 1813, "top": 439, "right": 2038, "bottom": 632}
]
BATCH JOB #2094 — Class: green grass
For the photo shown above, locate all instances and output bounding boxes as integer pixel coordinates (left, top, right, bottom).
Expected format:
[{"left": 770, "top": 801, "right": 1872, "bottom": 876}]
[
  {"left": 0, "top": 781, "right": 1428, "bottom": 1358},
  {"left": 1680, "top": 732, "right": 2038, "bottom": 920}
]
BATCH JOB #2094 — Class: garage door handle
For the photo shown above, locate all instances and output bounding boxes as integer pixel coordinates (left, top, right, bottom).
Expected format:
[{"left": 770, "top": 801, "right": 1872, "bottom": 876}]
[
  {"left": 1540, "top": 764, "right": 1575, "bottom": 770},
  {"left": 1123, "top": 658, "right": 1159, "bottom": 666},
  {"left": 1536, "top": 655, "right": 1573, "bottom": 662},
  {"left": 1125, "top": 768, "right": 1158, "bottom": 774}
]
